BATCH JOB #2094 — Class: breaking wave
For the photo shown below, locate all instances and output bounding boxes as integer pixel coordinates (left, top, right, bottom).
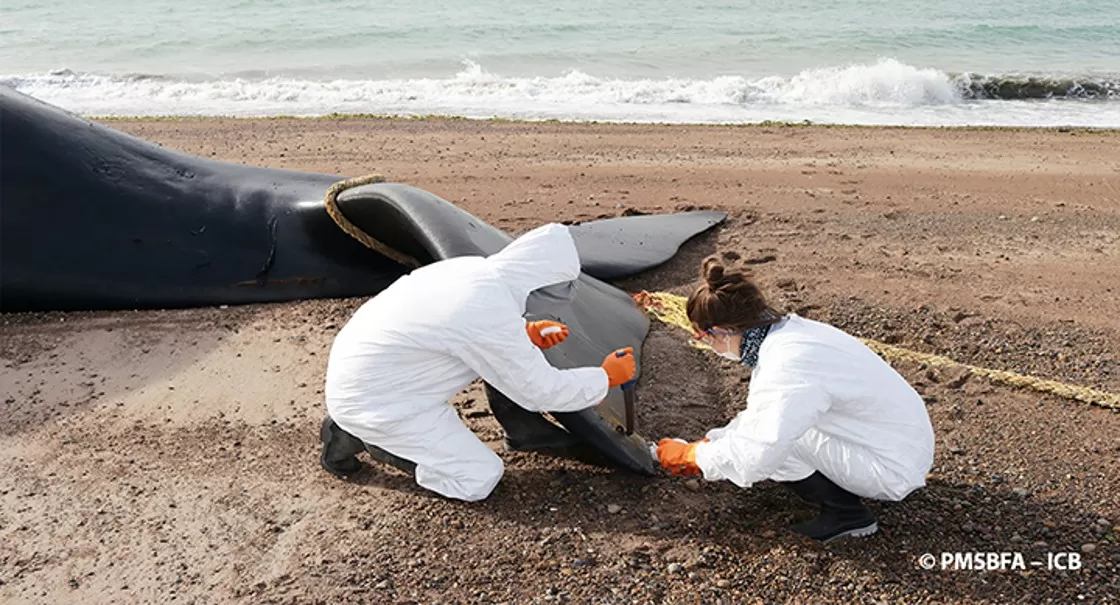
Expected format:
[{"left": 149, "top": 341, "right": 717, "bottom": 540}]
[{"left": 3, "top": 59, "right": 1118, "bottom": 126}]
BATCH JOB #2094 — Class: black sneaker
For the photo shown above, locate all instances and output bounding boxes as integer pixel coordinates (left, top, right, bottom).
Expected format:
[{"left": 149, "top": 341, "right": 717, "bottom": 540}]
[
  {"left": 781, "top": 471, "right": 879, "bottom": 543},
  {"left": 789, "top": 511, "right": 879, "bottom": 543}
]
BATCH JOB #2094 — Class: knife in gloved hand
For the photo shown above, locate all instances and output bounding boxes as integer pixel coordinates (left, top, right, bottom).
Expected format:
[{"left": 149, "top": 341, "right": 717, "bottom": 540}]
[{"left": 616, "top": 349, "right": 636, "bottom": 435}]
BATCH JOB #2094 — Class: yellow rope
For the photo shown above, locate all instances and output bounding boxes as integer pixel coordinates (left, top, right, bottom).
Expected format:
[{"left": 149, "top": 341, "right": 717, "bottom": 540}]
[
  {"left": 632, "top": 290, "right": 1120, "bottom": 411},
  {"left": 323, "top": 174, "right": 422, "bottom": 269}
]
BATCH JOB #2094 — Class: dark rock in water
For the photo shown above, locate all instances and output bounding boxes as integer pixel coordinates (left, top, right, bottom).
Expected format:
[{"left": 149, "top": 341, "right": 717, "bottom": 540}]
[{"left": 956, "top": 74, "right": 1119, "bottom": 101}]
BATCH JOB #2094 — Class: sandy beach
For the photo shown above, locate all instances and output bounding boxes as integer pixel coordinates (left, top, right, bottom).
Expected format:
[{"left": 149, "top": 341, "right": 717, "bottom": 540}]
[{"left": 2, "top": 118, "right": 1118, "bottom": 603}]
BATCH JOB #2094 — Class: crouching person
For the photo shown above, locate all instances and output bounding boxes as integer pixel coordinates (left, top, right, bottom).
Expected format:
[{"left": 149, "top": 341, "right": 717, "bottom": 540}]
[{"left": 657, "top": 256, "right": 935, "bottom": 542}]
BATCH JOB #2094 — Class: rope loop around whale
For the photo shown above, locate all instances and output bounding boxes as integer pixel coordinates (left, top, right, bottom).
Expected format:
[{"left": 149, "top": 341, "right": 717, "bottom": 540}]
[{"left": 323, "top": 174, "right": 423, "bottom": 269}]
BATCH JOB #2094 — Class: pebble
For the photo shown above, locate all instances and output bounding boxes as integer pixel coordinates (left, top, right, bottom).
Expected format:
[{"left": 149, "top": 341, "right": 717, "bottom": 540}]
[
  {"left": 716, "top": 579, "right": 731, "bottom": 588},
  {"left": 1081, "top": 543, "right": 1097, "bottom": 554},
  {"left": 1012, "top": 488, "right": 1030, "bottom": 497},
  {"left": 607, "top": 504, "right": 622, "bottom": 514},
  {"left": 1097, "top": 518, "right": 1111, "bottom": 527},
  {"left": 667, "top": 563, "right": 683, "bottom": 574},
  {"left": 684, "top": 480, "right": 700, "bottom": 492}
]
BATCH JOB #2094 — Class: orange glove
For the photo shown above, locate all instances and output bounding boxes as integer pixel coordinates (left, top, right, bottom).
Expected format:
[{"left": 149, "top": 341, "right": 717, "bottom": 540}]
[
  {"left": 657, "top": 438, "right": 709, "bottom": 476},
  {"left": 601, "top": 347, "right": 636, "bottom": 388},
  {"left": 526, "top": 320, "right": 569, "bottom": 349}
]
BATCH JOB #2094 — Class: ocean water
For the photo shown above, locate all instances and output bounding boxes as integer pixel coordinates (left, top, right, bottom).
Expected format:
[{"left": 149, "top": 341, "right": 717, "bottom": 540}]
[{"left": 2, "top": 0, "right": 1119, "bottom": 126}]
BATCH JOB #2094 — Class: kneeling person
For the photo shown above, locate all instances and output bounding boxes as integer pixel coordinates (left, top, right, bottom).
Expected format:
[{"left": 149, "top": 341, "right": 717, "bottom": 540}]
[{"left": 320, "top": 223, "right": 636, "bottom": 502}]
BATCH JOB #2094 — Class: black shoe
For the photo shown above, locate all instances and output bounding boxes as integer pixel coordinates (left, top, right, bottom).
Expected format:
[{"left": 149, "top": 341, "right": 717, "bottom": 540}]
[
  {"left": 319, "top": 416, "right": 365, "bottom": 478},
  {"left": 781, "top": 471, "right": 878, "bottom": 543},
  {"left": 487, "top": 385, "right": 585, "bottom": 452}
]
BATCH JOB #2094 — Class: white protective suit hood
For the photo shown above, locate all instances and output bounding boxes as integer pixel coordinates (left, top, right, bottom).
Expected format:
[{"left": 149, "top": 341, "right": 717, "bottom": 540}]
[{"left": 487, "top": 223, "right": 581, "bottom": 316}]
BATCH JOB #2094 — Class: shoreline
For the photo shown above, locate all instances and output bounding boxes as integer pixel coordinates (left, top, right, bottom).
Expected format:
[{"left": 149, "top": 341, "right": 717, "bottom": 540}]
[{"left": 90, "top": 112, "right": 1120, "bottom": 132}]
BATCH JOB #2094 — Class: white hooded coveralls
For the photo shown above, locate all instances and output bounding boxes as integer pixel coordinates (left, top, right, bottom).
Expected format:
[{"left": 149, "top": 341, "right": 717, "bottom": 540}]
[
  {"left": 693, "top": 315, "right": 935, "bottom": 501},
  {"left": 324, "top": 224, "right": 610, "bottom": 501}
]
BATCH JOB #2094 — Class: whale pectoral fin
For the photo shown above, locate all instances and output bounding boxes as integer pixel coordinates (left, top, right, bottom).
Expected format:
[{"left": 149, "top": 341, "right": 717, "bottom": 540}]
[{"left": 568, "top": 211, "right": 727, "bottom": 280}]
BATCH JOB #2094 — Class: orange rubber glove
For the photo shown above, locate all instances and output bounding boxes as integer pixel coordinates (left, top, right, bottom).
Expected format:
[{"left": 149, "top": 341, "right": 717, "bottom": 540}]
[
  {"left": 657, "top": 438, "right": 709, "bottom": 476},
  {"left": 601, "top": 347, "right": 636, "bottom": 388},
  {"left": 526, "top": 320, "right": 569, "bottom": 349}
]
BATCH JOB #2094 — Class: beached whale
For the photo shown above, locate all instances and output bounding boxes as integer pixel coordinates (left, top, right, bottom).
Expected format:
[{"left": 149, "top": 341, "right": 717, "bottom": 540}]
[{"left": 0, "top": 86, "right": 726, "bottom": 474}]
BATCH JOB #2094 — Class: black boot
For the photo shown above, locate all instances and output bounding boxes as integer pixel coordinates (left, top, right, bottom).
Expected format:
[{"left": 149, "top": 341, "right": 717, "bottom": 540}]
[
  {"left": 486, "top": 385, "right": 584, "bottom": 451},
  {"left": 781, "top": 471, "right": 878, "bottom": 543},
  {"left": 364, "top": 443, "right": 419, "bottom": 475},
  {"left": 319, "top": 416, "right": 366, "bottom": 478}
]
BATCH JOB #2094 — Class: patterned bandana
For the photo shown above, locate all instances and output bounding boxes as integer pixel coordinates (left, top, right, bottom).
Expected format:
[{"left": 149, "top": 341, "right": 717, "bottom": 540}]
[{"left": 738, "top": 323, "right": 772, "bottom": 367}]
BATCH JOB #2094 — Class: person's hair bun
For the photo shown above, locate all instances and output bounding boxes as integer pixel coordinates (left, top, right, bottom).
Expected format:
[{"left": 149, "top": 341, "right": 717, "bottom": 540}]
[
  {"left": 701, "top": 257, "right": 742, "bottom": 288},
  {"left": 688, "top": 254, "right": 778, "bottom": 331}
]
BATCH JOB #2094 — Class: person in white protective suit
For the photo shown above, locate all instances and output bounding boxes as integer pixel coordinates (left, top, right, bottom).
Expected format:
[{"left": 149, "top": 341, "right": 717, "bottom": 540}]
[
  {"left": 655, "top": 256, "right": 935, "bottom": 543},
  {"left": 319, "top": 223, "right": 637, "bottom": 502}
]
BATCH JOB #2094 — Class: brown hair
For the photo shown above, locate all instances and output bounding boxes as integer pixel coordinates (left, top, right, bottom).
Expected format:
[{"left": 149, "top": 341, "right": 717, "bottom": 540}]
[{"left": 686, "top": 256, "right": 781, "bottom": 333}]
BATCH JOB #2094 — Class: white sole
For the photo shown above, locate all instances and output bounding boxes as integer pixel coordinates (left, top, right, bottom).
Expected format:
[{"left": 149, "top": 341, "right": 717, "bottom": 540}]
[{"left": 821, "top": 522, "right": 879, "bottom": 543}]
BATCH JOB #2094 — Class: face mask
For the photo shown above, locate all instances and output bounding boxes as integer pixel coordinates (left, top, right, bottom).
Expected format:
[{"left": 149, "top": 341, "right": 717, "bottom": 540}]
[{"left": 711, "top": 333, "right": 742, "bottom": 362}]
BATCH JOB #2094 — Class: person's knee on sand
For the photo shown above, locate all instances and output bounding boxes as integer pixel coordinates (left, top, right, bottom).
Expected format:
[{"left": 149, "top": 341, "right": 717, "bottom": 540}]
[
  {"left": 322, "top": 409, "right": 503, "bottom": 501},
  {"left": 418, "top": 449, "right": 505, "bottom": 502}
]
